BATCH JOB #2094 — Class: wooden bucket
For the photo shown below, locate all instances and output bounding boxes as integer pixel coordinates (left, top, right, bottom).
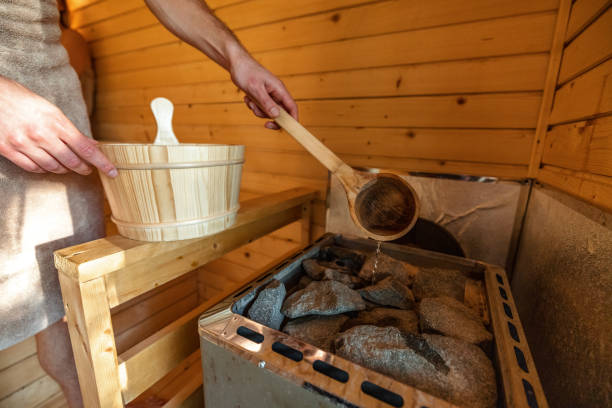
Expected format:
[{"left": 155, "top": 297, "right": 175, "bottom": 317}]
[{"left": 99, "top": 143, "right": 245, "bottom": 241}]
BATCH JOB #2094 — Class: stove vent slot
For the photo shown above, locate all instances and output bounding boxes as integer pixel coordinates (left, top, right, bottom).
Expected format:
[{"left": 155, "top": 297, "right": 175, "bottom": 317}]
[
  {"left": 361, "top": 381, "right": 404, "bottom": 407},
  {"left": 271, "top": 341, "right": 303, "bottom": 362},
  {"left": 236, "top": 326, "right": 264, "bottom": 344},
  {"left": 313, "top": 360, "right": 349, "bottom": 383}
]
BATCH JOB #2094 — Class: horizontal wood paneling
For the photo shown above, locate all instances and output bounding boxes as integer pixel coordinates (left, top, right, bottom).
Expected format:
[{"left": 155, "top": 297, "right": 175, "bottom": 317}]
[
  {"left": 97, "top": 54, "right": 549, "bottom": 108},
  {"left": 565, "top": 0, "right": 611, "bottom": 41},
  {"left": 550, "top": 58, "right": 612, "bottom": 124},
  {"left": 95, "top": 93, "right": 542, "bottom": 129},
  {"left": 96, "top": 123, "right": 532, "bottom": 164},
  {"left": 536, "top": 3, "right": 612, "bottom": 212},
  {"left": 96, "top": 11, "right": 555, "bottom": 80},
  {"left": 538, "top": 165, "right": 612, "bottom": 212},
  {"left": 558, "top": 6, "right": 612, "bottom": 84},
  {"left": 89, "top": 0, "right": 558, "bottom": 59},
  {"left": 586, "top": 115, "right": 612, "bottom": 177}
]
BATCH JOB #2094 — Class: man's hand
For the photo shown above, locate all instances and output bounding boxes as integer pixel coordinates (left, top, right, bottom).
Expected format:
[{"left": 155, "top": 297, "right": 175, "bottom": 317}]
[
  {"left": 0, "top": 76, "right": 117, "bottom": 177},
  {"left": 230, "top": 51, "right": 298, "bottom": 130},
  {"left": 143, "top": 0, "right": 298, "bottom": 129}
]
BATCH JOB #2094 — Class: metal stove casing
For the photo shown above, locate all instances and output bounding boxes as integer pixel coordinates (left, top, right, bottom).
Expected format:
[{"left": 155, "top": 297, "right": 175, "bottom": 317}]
[{"left": 198, "top": 234, "right": 547, "bottom": 408}]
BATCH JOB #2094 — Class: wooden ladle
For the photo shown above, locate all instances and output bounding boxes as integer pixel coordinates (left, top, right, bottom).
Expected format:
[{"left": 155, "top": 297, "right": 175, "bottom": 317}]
[{"left": 274, "top": 108, "right": 420, "bottom": 241}]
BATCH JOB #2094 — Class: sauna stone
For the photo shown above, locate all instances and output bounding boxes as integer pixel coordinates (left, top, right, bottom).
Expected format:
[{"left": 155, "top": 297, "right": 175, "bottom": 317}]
[
  {"left": 302, "top": 259, "right": 362, "bottom": 288},
  {"left": 334, "top": 326, "right": 496, "bottom": 408},
  {"left": 281, "top": 280, "right": 366, "bottom": 319},
  {"left": 358, "top": 252, "right": 418, "bottom": 285},
  {"left": 341, "top": 308, "right": 419, "bottom": 336},
  {"left": 247, "top": 279, "right": 286, "bottom": 330},
  {"left": 318, "top": 246, "right": 366, "bottom": 271},
  {"left": 423, "top": 334, "right": 497, "bottom": 408},
  {"left": 419, "top": 296, "right": 492, "bottom": 345},
  {"left": 358, "top": 276, "right": 415, "bottom": 309},
  {"left": 283, "top": 315, "right": 349, "bottom": 351},
  {"left": 412, "top": 266, "right": 470, "bottom": 301}
]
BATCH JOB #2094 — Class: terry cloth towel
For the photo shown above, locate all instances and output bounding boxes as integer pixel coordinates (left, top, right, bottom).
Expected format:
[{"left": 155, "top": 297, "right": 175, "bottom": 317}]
[{"left": 0, "top": 0, "right": 104, "bottom": 350}]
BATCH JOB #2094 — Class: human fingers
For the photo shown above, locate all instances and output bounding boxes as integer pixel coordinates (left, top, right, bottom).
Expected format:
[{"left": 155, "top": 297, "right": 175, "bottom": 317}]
[
  {"left": 22, "top": 147, "right": 69, "bottom": 174},
  {"left": 243, "top": 95, "right": 268, "bottom": 118},
  {"left": 0, "top": 145, "right": 44, "bottom": 173},
  {"left": 40, "top": 132, "right": 92, "bottom": 175},
  {"left": 58, "top": 121, "right": 117, "bottom": 177}
]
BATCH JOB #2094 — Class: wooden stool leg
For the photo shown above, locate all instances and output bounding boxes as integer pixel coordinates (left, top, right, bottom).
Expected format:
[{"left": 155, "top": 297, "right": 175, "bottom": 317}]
[
  {"left": 300, "top": 200, "right": 313, "bottom": 246},
  {"left": 58, "top": 274, "right": 123, "bottom": 408}
]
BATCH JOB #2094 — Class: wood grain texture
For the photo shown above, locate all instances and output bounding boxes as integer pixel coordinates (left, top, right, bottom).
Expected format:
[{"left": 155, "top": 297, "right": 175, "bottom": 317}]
[
  {"left": 586, "top": 115, "right": 612, "bottom": 176},
  {"left": 95, "top": 12, "right": 556, "bottom": 81},
  {"left": 527, "top": 0, "right": 572, "bottom": 177},
  {"left": 538, "top": 164, "right": 612, "bottom": 211},
  {"left": 96, "top": 54, "right": 549, "bottom": 108},
  {"left": 126, "top": 351, "right": 202, "bottom": 408},
  {"left": 95, "top": 93, "right": 542, "bottom": 129},
  {"left": 542, "top": 121, "right": 594, "bottom": 170},
  {"left": 565, "top": 0, "right": 612, "bottom": 41},
  {"left": 54, "top": 188, "right": 316, "bottom": 282},
  {"left": 89, "top": 0, "right": 558, "bottom": 59},
  {"left": 549, "top": 58, "right": 612, "bottom": 125},
  {"left": 558, "top": 6, "right": 612, "bottom": 84},
  {"left": 58, "top": 275, "right": 122, "bottom": 408},
  {"left": 99, "top": 143, "right": 244, "bottom": 241}
]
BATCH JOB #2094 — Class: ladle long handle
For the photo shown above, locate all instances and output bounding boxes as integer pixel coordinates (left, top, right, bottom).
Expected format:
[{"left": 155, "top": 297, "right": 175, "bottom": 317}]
[{"left": 274, "top": 108, "right": 353, "bottom": 177}]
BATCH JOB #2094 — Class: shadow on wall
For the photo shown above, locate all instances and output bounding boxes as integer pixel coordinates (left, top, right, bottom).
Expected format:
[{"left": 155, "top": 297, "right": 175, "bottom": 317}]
[{"left": 512, "top": 185, "right": 612, "bottom": 408}]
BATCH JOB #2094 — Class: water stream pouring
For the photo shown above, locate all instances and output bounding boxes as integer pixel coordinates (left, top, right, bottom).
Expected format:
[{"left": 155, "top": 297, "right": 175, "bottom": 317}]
[{"left": 274, "top": 108, "right": 420, "bottom": 241}]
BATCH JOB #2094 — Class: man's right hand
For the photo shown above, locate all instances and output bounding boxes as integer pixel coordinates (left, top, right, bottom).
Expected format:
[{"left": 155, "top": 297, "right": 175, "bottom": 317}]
[{"left": 0, "top": 76, "right": 117, "bottom": 177}]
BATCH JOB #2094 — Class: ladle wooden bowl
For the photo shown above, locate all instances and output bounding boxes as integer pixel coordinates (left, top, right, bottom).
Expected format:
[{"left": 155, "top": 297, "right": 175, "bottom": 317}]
[{"left": 274, "top": 108, "right": 419, "bottom": 241}]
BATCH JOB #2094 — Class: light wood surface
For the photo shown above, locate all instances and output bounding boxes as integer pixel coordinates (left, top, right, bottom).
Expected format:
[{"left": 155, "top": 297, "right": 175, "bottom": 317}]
[
  {"left": 99, "top": 143, "right": 244, "bottom": 241},
  {"left": 533, "top": 2, "right": 612, "bottom": 211},
  {"left": 54, "top": 188, "right": 315, "bottom": 407},
  {"left": 558, "top": 7, "right": 612, "bottom": 84},
  {"left": 527, "top": 0, "right": 573, "bottom": 177}
]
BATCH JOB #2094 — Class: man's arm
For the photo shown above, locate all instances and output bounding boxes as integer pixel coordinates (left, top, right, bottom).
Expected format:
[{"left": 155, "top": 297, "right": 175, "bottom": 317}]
[
  {"left": 144, "top": 0, "right": 297, "bottom": 129},
  {"left": 0, "top": 75, "right": 117, "bottom": 176}
]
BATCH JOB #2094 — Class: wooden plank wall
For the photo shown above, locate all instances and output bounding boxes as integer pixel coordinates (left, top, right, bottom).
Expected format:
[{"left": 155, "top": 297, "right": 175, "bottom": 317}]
[
  {"left": 64, "top": 0, "right": 562, "bottom": 238},
  {"left": 536, "top": 0, "right": 612, "bottom": 212}
]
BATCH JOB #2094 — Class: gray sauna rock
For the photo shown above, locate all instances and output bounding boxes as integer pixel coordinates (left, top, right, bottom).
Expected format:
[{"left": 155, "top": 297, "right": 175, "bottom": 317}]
[
  {"left": 283, "top": 315, "right": 349, "bottom": 351},
  {"left": 419, "top": 296, "right": 492, "bottom": 345},
  {"left": 318, "top": 246, "right": 366, "bottom": 272},
  {"left": 247, "top": 279, "right": 286, "bottom": 330},
  {"left": 334, "top": 326, "right": 450, "bottom": 395},
  {"left": 302, "top": 258, "right": 329, "bottom": 280},
  {"left": 358, "top": 276, "right": 415, "bottom": 309},
  {"left": 281, "top": 280, "right": 366, "bottom": 319},
  {"left": 341, "top": 308, "right": 419, "bottom": 336},
  {"left": 423, "top": 334, "right": 497, "bottom": 408},
  {"left": 334, "top": 326, "right": 496, "bottom": 408},
  {"left": 359, "top": 252, "right": 418, "bottom": 285},
  {"left": 303, "top": 259, "right": 362, "bottom": 288},
  {"left": 413, "top": 266, "right": 470, "bottom": 301}
]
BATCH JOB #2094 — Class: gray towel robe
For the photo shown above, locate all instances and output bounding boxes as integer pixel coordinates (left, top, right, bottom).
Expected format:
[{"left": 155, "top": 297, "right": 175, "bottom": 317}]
[{"left": 0, "top": 0, "right": 105, "bottom": 349}]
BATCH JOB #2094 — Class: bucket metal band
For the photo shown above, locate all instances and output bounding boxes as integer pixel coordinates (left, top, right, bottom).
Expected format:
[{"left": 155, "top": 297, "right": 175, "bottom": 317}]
[
  {"left": 111, "top": 205, "right": 240, "bottom": 229},
  {"left": 114, "top": 158, "right": 245, "bottom": 170}
]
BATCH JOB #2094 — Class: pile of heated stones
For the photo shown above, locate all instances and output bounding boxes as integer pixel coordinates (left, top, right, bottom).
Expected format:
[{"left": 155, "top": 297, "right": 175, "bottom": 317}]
[{"left": 245, "top": 245, "right": 496, "bottom": 408}]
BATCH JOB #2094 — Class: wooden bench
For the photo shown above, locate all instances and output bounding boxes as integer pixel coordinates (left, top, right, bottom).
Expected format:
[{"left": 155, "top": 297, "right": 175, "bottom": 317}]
[{"left": 54, "top": 188, "right": 316, "bottom": 408}]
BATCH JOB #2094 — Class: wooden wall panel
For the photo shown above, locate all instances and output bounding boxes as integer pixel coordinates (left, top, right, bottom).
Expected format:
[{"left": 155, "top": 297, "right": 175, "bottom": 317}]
[
  {"left": 538, "top": 3, "right": 612, "bottom": 211},
  {"left": 61, "top": 0, "right": 563, "bottom": 283}
]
